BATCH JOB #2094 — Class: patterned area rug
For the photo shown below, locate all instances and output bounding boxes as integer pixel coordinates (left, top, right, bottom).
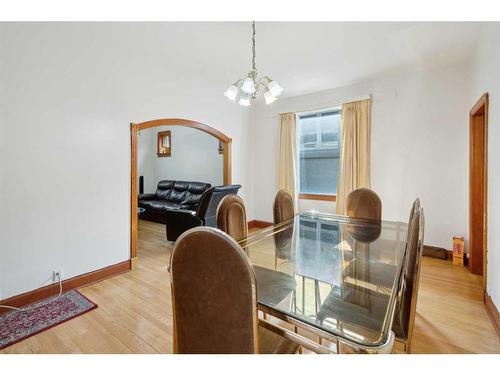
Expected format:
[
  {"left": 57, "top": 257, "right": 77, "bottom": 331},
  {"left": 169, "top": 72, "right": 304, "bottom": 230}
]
[{"left": 0, "top": 290, "right": 97, "bottom": 350}]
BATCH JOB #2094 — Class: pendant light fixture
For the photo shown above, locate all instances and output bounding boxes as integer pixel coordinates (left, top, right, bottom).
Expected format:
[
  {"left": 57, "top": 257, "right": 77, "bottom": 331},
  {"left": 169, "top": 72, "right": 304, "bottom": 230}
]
[{"left": 224, "top": 22, "right": 283, "bottom": 106}]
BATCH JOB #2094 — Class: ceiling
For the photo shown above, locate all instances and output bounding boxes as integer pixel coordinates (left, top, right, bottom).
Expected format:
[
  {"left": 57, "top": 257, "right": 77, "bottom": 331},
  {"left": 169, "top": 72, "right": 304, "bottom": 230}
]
[
  {"left": 5, "top": 22, "right": 480, "bottom": 99},
  {"left": 149, "top": 22, "right": 482, "bottom": 98}
]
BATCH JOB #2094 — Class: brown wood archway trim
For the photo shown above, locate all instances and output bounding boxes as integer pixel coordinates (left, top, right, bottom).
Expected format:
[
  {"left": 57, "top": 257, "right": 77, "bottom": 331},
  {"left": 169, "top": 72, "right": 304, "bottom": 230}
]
[
  {"left": 130, "top": 118, "right": 232, "bottom": 262},
  {"left": 136, "top": 118, "right": 231, "bottom": 143}
]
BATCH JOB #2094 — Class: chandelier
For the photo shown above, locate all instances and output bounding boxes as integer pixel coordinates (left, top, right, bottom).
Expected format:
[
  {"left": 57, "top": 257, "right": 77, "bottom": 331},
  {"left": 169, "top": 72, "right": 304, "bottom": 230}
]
[{"left": 224, "top": 22, "right": 283, "bottom": 106}]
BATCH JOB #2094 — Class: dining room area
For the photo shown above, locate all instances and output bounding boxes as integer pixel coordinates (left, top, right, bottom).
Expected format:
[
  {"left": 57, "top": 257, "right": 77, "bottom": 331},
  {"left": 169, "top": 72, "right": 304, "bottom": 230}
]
[
  {"left": 2, "top": 9, "right": 500, "bottom": 375},
  {"left": 168, "top": 186, "right": 423, "bottom": 354}
]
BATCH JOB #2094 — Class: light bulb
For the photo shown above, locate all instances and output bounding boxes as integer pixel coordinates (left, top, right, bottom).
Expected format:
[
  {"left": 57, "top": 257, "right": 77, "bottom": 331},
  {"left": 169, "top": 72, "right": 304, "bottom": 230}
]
[
  {"left": 241, "top": 77, "right": 256, "bottom": 95},
  {"left": 268, "top": 80, "right": 283, "bottom": 97},
  {"left": 224, "top": 85, "right": 238, "bottom": 101},
  {"left": 264, "top": 90, "right": 277, "bottom": 104},
  {"left": 239, "top": 95, "right": 251, "bottom": 106}
]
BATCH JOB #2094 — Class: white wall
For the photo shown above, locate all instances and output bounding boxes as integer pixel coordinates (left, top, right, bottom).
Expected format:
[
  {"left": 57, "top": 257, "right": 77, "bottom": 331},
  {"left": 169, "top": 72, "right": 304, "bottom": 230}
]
[
  {"left": 137, "top": 128, "right": 156, "bottom": 193},
  {"left": 471, "top": 24, "right": 500, "bottom": 308},
  {"left": 250, "top": 62, "right": 473, "bottom": 250},
  {"left": 138, "top": 125, "right": 223, "bottom": 192},
  {"left": 0, "top": 23, "right": 250, "bottom": 300}
]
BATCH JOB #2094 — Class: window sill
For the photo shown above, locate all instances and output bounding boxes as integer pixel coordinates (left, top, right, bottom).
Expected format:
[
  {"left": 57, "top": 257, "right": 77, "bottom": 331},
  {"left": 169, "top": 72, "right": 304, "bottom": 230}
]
[{"left": 299, "top": 193, "right": 336, "bottom": 202}]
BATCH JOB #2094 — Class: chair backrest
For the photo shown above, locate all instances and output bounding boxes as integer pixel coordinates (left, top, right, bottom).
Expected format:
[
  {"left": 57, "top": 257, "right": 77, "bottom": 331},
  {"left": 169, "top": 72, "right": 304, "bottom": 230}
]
[
  {"left": 273, "top": 189, "right": 295, "bottom": 225},
  {"left": 170, "top": 227, "right": 259, "bottom": 353},
  {"left": 197, "top": 185, "right": 242, "bottom": 226},
  {"left": 345, "top": 188, "right": 382, "bottom": 222},
  {"left": 408, "top": 198, "right": 420, "bottom": 226},
  {"left": 399, "top": 207, "right": 425, "bottom": 341},
  {"left": 217, "top": 194, "right": 248, "bottom": 242},
  {"left": 195, "top": 186, "right": 215, "bottom": 217}
]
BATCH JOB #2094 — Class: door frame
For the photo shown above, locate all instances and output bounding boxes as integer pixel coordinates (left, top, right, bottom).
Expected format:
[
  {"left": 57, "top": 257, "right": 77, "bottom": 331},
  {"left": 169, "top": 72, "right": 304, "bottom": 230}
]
[
  {"left": 468, "top": 93, "right": 488, "bottom": 288},
  {"left": 130, "top": 118, "right": 232, "bottom": 262}
]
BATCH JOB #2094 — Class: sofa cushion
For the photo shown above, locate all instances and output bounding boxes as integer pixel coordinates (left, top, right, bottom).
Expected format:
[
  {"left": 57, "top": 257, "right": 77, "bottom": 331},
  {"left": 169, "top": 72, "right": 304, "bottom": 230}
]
[
  {"left": 165, "top": 181, "right": 211, "bottom": 204},
  {"left": 169, "top": 181, "right": 189, "bottom": 203},
  {"left": 139, "top": 200, "right": 181, "bottom": 211},
  {"left": 156, "top": 180, "right": 175, "bottom": 200},
  {"left": 181, "top": 182, "right": 212, "bottom": 207}
]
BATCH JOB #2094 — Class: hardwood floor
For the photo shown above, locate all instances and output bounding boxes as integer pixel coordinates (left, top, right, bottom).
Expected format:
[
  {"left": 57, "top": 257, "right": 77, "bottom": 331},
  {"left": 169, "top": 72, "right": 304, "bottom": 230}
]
[
  {"left": 1, "top": 220, "right": 499, "bottom": 354},
  {"left": 411, "top": 257, "right": 499, "bottom": 353}
]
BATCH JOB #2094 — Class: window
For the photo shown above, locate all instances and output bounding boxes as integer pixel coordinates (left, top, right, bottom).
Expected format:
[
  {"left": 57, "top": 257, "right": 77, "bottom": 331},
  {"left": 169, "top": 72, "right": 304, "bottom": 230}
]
[{"left": 298, "top": 109, "right": 341, "bottom": 198}]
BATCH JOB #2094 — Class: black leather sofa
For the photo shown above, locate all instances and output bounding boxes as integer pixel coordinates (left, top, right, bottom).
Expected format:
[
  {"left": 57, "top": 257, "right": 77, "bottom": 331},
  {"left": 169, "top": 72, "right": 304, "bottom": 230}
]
[
  {"left": 166, "top": 184, "right": 241, "bottom": 241},
  {"left": 138, "top": 180, "right": 212, "bottom": 224}
]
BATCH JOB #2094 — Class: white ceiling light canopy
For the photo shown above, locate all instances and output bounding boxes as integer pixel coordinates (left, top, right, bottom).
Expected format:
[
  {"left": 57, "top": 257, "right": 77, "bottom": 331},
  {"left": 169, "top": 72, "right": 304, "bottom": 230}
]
[{"left": 224, "top": 22, "right": 283, "bottom": 106}]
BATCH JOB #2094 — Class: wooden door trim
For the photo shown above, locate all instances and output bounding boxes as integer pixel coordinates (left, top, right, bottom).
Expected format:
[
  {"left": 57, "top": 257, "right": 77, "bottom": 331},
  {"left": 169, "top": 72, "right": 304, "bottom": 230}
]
[
  {"left": 130, "top": 119, "right": 232, "bottom": 261},
  {"left": 468, "top": 93, "right": 488, "bottom": 285}
]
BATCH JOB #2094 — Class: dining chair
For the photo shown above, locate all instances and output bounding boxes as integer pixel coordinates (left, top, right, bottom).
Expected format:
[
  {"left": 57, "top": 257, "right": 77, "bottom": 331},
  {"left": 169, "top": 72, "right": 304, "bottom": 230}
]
[
  {"left": 345, "top": 188, "right": 382, "bottom": 222},
  {"left": 408, "top": 198, "right": 420, "bottom": 226},
  {"left": 272, "top": 190, "right": 295, "bottom": 267},
  {"left": 393, "top": 206, "right": 425, "bottom": 353},
  {"left": 169, "top": 226, "right": 299, "bottom": 354},
  {"left": 273, "top": 189, "right": 294, "bottom": 224},
  {"left": 216, "top": 194, "right": 248, "bottom": 242}
]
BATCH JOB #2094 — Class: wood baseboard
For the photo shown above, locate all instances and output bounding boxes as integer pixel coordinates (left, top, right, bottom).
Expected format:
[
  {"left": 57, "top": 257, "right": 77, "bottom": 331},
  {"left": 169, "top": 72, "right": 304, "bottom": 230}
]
[
  {"left": 0, "top": 260, "right": 131, "bottom": 315},
  {"left": 423, "top": 245, "right": 452, "bottom": 260},
  {"left": 248, "top": 220, "right": 273, "bottom": 230},
  {"left": 484, "top": 292, "right": 500, "bottom": 339}
]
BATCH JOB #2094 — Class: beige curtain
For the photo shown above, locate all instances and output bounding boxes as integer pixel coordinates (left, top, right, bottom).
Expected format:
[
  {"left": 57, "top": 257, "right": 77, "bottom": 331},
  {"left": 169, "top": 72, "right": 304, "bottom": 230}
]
[
  {"left": 278, "top": 113, "right": 298, "bottom": 209},
  {"left": 336, "top": 99, "right": 371, "bottom": 215}
]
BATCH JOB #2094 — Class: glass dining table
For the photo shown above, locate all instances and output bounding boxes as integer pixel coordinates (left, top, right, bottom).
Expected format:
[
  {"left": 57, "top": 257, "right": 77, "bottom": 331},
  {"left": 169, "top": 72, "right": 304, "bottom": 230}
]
[{"left": 238, "top": 212, "right": 407, "bottom": 354}]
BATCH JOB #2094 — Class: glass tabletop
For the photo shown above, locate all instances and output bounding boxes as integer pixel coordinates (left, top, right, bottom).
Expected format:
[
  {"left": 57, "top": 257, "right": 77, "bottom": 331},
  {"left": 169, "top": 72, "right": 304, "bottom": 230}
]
[{"left": 239, "top": 212, "right": 407, "bottom": 348}]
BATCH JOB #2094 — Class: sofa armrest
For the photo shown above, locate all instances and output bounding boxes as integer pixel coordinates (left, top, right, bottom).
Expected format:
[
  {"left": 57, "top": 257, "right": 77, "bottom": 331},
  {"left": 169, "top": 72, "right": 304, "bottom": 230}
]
[
  {"left": 138, "top": 193, "right": 156, "bottom": 201},
  {"left": 213, "top": 184, "right": 242, "bottom": 193},
  {"left": 180, "top": 203, "right": 198, "bottom": 211},
  {"left": 165, "top": 209, "right": 203, "bottom": 241},
  {"left": 167, "top": 208, "right": 199, "bottom": 217}
]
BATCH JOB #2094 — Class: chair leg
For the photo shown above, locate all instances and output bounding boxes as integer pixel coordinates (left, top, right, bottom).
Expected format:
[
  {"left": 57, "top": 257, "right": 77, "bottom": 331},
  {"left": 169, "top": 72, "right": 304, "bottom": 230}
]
[{"left": 394, "top": 338, "right": 408, "bottom": 354}]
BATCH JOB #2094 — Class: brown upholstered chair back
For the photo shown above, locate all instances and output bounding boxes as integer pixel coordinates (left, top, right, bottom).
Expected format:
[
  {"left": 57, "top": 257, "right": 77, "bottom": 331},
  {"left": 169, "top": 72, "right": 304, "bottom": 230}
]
[
  {"left": 170, "top": 227, "right": 259, "bottom": 353},
  {"left": 217, "top": 194, "right": 248, "bottom": 242},
  {"left": 345, "top": 188, "right": 382, "bottom": 222},
  {"left": 399, "top": 207, "right": 425, "bottom": 339},
  {"left": 273, "top": 189, "right": 295, "bottom": 225},
  {"left": 408, "top": 198, "right": 420, "bottom": 226}
]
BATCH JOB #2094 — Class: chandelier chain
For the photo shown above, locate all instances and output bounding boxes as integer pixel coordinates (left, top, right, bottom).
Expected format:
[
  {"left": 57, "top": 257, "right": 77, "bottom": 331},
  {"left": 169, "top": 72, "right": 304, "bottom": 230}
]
[
  {"left": 224, "top": 21, "right": 281, "bottom": 105},
  {"left": 252, "top": 21, "right": 256, "bottom": 72}
]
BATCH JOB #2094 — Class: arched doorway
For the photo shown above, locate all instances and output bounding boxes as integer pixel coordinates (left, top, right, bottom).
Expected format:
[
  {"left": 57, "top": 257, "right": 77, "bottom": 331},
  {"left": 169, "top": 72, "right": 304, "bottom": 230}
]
[{"left": 130, "top": 118, "right": 232, "bottom": 262}]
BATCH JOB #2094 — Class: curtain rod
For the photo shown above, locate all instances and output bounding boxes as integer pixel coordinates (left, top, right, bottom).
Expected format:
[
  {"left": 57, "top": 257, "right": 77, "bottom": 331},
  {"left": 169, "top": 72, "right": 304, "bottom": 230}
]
[{"left": 283, "top": 94, "right": 371, "bottom": 116}]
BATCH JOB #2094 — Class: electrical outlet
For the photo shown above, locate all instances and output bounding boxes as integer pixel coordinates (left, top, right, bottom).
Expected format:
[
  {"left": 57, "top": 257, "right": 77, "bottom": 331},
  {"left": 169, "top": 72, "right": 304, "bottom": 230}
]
[{"left": 52, "top": 270, "right": 62, "bottom": 282}]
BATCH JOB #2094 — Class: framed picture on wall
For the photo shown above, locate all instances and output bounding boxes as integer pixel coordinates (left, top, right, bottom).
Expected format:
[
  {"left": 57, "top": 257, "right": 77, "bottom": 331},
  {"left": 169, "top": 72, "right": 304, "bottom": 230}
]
[{"left": 157, "top": 130, "right": 171, "bottom": 157}]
